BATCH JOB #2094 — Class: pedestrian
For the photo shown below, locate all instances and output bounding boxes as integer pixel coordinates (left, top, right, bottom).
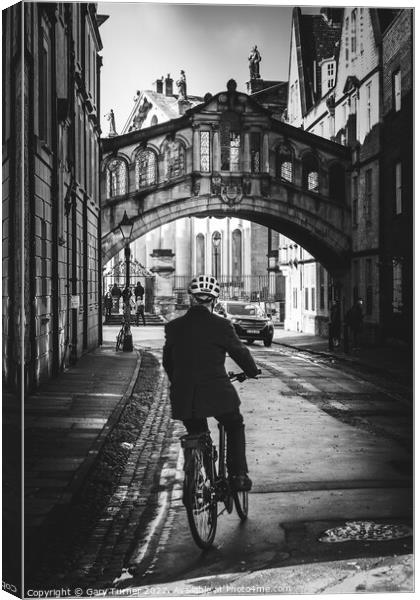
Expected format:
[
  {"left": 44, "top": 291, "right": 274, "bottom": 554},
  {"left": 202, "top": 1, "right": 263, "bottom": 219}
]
[
  {"left": 163, "top": 274, "right": 260, "bottom": 491},
  {"left": 111, "top": 282, "right": 122, "bottom": 313},
  {"left": 104, "top": 289, "right": 113, "bottom": 321},
  {"left": 330, "top": 300, "right": 341, "bottom": 348},
  {"left": 134, "top": 281, "right": 145, "bottom": 301},
  {"left": 135, "top": 296, "right": 146, "bottom": 326},
  {"left": 345, "top": 298, "right": 364, "bottom": 350},
  {"left": 121, "top": 284, "right": 132, "bottom": 306}
]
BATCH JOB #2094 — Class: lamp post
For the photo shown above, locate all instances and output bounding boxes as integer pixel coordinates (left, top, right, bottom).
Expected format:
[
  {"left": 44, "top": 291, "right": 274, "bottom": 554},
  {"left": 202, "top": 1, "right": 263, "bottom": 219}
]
[
  {"left": 118, "top": 211, "right": 134, "bottom": 351},
  {"left": 212, "top": 231, "right": 221, "bottom": 279}
]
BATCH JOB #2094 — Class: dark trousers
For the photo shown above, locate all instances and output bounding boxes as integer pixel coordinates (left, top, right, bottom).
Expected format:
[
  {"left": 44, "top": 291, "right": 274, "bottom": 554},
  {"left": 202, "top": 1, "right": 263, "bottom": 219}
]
[
  {"left": 136, "top": 306, "right": 146, "bottom": 325},
  {"left": 182, "top": 411, "right": 248, "bottom": 475}
]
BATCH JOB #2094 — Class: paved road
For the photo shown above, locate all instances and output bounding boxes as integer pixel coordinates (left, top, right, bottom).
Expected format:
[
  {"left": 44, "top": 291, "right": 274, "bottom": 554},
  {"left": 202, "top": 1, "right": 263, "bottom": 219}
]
[{"left": 99, "top": 328, "right": 412, "bottom": 593}]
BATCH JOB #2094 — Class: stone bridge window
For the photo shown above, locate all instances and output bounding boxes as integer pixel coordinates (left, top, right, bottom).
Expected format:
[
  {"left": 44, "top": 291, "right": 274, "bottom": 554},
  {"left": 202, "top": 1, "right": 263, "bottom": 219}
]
[
  {"left": 329, "top": 162, "right": 345, "bottom": 202},
  {"left": 164, "top": 138, "right": 185, "bottom": 179},
  {"left": 221, "top": 115, "right": 241, "bottom": 172},
  {"left": 302, "top": 153, "right": 319, "bottom": 193},
  {"left": 276, "top": 144, "right": 294, "bottom": 182},
  {"left": 196, "top": 233, "right": 205, "bottom": 273},
  {"left": 200, "top": 131, "right": 210, "bottom": 172},
  {"left": 135, "top": 148, "right": 157, "bottom": 188},
  {"left": 107, "top": 158, "right": 127, "bottom": 197},
  {"left": 251, "top": 133, "right": 261, "bottom": 173}
]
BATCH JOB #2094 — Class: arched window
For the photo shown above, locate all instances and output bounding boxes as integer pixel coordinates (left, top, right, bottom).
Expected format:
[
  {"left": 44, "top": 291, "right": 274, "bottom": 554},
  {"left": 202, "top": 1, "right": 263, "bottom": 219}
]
[
  {"left": 107, "top": 159, "right": 127, "bottom": 198},
  {"left": 164, "top": 138, "right": 185, "bottom": 179},
  {"left": 196, "top": 234, "right": 205, "bottom": 274},
  {"left": 232, "top": 229, "right": 242, "bottom": 281},
  {"left": 212, "top": 231, "right": 222, "bottom": 278},
  {"left": 135, "top": 148, "right": 157, "bottom": 188},
  {"left": 220, "top": 113, "right": 241, "bottom": 172},
  {"left": 302, "top": 153, "right": 319, "bottom": 193},
  {"left": 150, "top": 115, "right": 158, "bottom": 126},
  {"left": 276, "top": 144, "right": 294, "bottom": 182},
  {"left": 329, "top": 162, "right": 346, "bottom": 202}
]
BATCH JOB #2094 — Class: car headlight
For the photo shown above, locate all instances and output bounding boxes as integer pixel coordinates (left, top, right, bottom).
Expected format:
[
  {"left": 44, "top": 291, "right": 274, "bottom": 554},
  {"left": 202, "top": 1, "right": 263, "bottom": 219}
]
[{"left": 231, "top": 318, "right": 238, "bottom": 324}]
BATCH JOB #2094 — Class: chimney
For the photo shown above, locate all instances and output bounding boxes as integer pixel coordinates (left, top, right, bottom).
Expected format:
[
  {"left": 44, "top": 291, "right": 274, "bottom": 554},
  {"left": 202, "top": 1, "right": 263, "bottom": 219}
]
[
  {"left": 155, "top": 76, "right": 164, "bottom": 94},
  {"left": 165, "top": 74, "right": 173, "bottom": 96}
]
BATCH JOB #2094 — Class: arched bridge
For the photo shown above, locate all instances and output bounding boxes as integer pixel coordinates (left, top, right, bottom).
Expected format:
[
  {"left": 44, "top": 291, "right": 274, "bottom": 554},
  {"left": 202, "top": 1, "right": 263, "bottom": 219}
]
[{"left": 101, "top": 80, "right": 351, "bottom": 273}]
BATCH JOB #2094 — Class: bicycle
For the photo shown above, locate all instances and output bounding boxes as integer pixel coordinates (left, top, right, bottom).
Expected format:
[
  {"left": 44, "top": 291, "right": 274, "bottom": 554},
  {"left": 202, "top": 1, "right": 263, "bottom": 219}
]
[
  {"left": 116, "top": 308, "right": 133, "bottom": 351},
  {"left": 180, "top": 369, "right": 261, "bottom": 550}
]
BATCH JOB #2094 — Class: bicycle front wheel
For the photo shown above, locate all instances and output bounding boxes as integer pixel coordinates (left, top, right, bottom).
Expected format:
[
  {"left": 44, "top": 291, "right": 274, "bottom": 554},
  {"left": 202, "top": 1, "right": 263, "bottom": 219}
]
[
  {"left": 116, "top": 329, "right": 124, "bottom": 351},
  {"left": 233, "top": 490, "right": 248, "bottom": 521},
  {"left": 184, "top": 449, "right": 217, "bottom": 550}
]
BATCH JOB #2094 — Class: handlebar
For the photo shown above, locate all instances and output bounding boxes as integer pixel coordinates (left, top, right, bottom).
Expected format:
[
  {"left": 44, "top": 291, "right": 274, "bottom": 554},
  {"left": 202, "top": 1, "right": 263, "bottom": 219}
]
[{"left": 228, "top": 369, "right": 261, "bottom": 382}]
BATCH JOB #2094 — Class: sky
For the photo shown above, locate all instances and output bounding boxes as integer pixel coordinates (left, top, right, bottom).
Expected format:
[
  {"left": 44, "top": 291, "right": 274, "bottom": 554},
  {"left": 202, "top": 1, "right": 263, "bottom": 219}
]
[{"left": 97, "top": 1, "right": 322, "bottom": 134}]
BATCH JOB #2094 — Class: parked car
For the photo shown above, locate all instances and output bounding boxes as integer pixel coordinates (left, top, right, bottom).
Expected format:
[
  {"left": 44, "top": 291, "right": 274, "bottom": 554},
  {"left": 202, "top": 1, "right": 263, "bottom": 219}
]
[{"left": 214, "top": 300, "right": 274, "bottom": 347}]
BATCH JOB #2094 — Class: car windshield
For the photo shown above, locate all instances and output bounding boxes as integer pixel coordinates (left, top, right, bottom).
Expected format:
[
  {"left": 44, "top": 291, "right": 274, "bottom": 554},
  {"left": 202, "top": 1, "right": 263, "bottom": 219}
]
[{"left": 226, "top": 303, "right": 265, "bottom": 317}]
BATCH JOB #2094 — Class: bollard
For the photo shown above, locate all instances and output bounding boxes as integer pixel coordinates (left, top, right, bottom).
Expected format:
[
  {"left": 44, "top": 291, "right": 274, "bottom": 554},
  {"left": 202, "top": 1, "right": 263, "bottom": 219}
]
[{"left": 123, "top": 332, "right": 134, "bottom": 352}]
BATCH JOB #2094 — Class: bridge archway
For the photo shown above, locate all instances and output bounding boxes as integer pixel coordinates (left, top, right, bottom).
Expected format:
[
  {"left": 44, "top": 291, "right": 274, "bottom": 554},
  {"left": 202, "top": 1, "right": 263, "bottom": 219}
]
[{"left": 102, "top": 193, "right": 350, "bottom": 277}]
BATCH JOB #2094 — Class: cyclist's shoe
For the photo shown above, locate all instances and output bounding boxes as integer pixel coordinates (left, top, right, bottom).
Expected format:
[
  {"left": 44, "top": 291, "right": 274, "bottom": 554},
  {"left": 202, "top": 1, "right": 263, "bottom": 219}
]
[{"left": 229, "top": 474, "right": 252, "bottom": 491}]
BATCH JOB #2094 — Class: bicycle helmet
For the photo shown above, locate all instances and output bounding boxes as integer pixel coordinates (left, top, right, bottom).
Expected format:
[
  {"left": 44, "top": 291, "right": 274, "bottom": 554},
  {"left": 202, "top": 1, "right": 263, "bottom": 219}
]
[{"left": 188, "top": 275, "right": 220, "bottom": 301}]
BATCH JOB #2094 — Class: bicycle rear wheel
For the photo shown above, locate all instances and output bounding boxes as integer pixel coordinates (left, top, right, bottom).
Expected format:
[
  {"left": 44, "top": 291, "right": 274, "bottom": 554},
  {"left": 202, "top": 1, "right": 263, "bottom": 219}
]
[
  {"left": 184, "top": 448, "right": 217, "bottom": 549},
  {"left": 233, "top": 490, "right": 248, "bottom": 521}
]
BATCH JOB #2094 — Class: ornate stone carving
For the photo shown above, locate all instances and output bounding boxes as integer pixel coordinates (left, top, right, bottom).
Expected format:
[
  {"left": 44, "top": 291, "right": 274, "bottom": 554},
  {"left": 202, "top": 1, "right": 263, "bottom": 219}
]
[
  {"left": 220, "top": 180, "right": 243, "bottom": 206},
  {"left": 191, "top": 174, "right": 200, "bottom": 196},
  {"left": 211, "top": 175, "right": 222, "bottom": 195},
  {"left": 242, "top": 175, "right": 252, "bottom": 196},
  {"left": 260, "top": 175, "right": 271, "bottom": 197}
]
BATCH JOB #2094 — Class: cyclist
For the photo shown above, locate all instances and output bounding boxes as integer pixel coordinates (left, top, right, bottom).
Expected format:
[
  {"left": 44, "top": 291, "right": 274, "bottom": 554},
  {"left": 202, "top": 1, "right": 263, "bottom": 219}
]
[{"left": 162, "top": 275, "right": 259, "bottom": 491}]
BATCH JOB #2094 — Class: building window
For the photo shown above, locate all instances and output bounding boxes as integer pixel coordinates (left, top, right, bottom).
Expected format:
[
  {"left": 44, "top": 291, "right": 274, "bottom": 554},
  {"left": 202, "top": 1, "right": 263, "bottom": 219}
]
[
  {"left": 366, "top": 82, "right": 371, "bottom": 131},
  {"left": 151, "top": 115, "right": 158, "bottom": 126},
  {"left": 303, "top": 154, "right": 319, "bottom": 193},
  {"left": 393, "top": 70, "right": 401, "bottom": 112},
  {"left": 365, "top": 258, "right": 373, "bottom": 316},
  {"left": 352, "top": 175, "right": 359, "bottom": 226},
  {"left": 251, "top": 132, "right": 261, "bottom": 173},
  {"left": 200, "top": 131, "right": 210, "bottom": 172},
  {"left": 353, "top": 260, "right": 359, "bottom": 304},
  {"left": 107, "top": 159, "right": 127, "bottom": 198},
  {"left": 293, "top": 288, "right": 297, "bottom": 309},
  {"left": 327, "top": 61, "right": 335, "bottom": 89},
  {"left": 221, "top": 116, "right": 241, "bottom": 172},
  {"left": 136, "top": 149, "right": 157, "bottom": 188},
  {"left": 276, "top": 144, "right": 294, "bottom": 182},
  {"left": 212, "top": 231, "right": 221, "bottom": 278},
  {"left": 392, "top": 259, "right": 403, "bottom": 313},
  {"left": 39, "top": 27, "right": 51, "bottom": 145},
  {"left": 364, "top": 168, "right": 372, "bottom": 224},
  {"left": 196, "top": 233, "right": 205, "bottom": 274},
  {"left": 232, "top": 229, "right": 242, "bottom": 280},
  {"left": 311, "top": 287, "right": 315, "bottom": 311},
  {"left": 319, "top": 267, "right": 325, "bottom": 310},
  {"left": 351, "top": 9, "right": 357, "bottom": 55},
  {"left": 305, "top": 287, "right": 309, "bottom": 310},
  {"left": 395, "top": 162, "right": 402, "bottom": 214}
]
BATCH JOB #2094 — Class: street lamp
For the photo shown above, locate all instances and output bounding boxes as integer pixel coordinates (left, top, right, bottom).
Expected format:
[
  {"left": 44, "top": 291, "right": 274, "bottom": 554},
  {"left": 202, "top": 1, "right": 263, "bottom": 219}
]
[
  {"left": 212, "top": 231, "right": 221, "bottom": 279},
  {"left": 117, "top": 210, "right": 134, "bottom": 352},
  {"left": 118, "top": 210, "right": 134, "bottom": 289}
]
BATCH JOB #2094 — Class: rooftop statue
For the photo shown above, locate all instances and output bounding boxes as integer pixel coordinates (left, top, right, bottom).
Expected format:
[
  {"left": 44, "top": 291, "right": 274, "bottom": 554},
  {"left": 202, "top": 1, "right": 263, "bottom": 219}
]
[
  {"left": 176, "top": 70, "right": 187, "bottom": 100},
  {"left": 248, "top": 45, "right": 261, "bottom": 80},
  {"left": 105, "top": 109, "right": 117, "bottom": 137}
]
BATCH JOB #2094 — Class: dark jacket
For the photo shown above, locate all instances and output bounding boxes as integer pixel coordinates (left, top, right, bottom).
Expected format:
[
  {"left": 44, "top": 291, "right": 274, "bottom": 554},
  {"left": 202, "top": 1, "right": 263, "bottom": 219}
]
[{"left": 162, "top": 305, "right": 259, "bottom": 420}]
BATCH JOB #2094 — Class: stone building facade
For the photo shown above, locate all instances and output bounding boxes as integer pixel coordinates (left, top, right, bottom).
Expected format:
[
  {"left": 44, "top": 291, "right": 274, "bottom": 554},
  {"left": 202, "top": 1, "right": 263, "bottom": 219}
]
[
  {"left": 380, "top": 10, "right": 413, "bottom": 344},
  {"left": 283, "top": 7, "right": 411, "bottom": 344},
  {"left": 2, "top": 3, "right": 105, "bottom": 392}
]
